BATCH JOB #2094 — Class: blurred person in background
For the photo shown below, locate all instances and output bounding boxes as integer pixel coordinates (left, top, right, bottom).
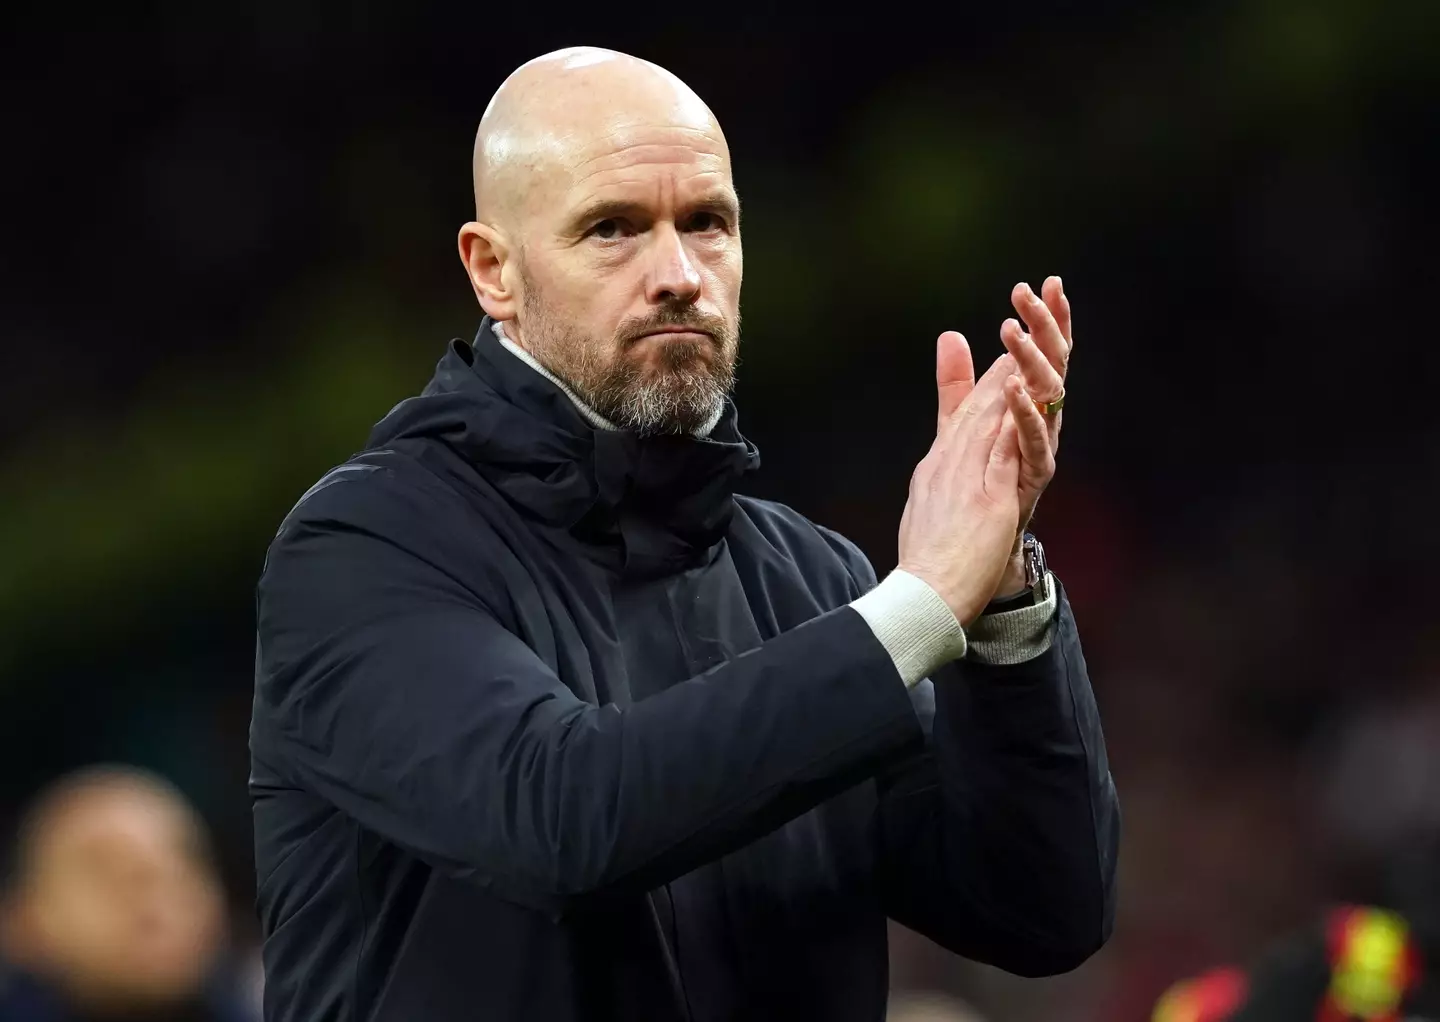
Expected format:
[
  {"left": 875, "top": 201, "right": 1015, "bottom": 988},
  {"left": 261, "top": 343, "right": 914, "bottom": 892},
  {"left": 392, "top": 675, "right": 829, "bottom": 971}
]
[
  {"left": 1151, "top": 841, "right": 1440, "bottom": 1021},
  {"left": 886, "top": 990, "right": 988, "bottom": 1021},
  {"left": 0, "top": 766, "right": 252, "bottom": 1022},
  {"left": 1150, "top": 659, "right": 1440, "bottom": 1022},
  {"left": 1228, "top": 839, "right": 1440, "bottom": 1022},
  {"left": 251, "top": 45, "right": 1117, "bottom": 1022},
  {"left": 1151, "top": 966, "right": 1249, "bottom": 1022},
  {"left": 1226, "top": 902, "right": 1438, "bottom": 1021}
]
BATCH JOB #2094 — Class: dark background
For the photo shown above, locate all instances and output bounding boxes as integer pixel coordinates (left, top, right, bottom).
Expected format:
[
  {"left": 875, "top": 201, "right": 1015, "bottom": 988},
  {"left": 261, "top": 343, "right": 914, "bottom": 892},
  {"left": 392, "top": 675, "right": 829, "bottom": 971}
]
[{"left": 3, "top": 3, "right": 1438, "bottom": 1018}]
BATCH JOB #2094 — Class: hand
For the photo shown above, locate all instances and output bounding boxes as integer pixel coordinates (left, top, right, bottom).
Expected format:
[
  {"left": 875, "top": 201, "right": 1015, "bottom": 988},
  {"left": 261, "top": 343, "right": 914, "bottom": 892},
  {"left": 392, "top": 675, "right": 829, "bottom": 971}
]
[
  {"left": 897, "top": 336, "right": 1041, "bottom": 626},
  {"left": 998, "top": 276, "right": 1072, "bottom": 534},
  {"left": 927, "top": 277, "right": 1072, "bottom": 603}
]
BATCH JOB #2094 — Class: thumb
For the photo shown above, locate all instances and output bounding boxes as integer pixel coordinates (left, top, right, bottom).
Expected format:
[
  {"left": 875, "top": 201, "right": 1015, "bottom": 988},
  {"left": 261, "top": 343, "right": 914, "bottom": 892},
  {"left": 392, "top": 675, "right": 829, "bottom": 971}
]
[{"left": 936, "top": 331, "right": 975, "bottom": 428}]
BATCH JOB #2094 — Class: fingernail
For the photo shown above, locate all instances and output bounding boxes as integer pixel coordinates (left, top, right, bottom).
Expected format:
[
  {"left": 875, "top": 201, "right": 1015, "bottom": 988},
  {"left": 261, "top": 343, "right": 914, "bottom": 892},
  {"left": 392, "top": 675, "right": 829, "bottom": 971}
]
[{"left": 1055, "top": 275, "right": 1064, "bottom": 293}]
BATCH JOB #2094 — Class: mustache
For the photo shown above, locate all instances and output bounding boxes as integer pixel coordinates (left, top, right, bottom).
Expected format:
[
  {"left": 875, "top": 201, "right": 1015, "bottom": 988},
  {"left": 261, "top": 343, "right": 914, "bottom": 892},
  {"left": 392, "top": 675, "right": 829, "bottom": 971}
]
[{"left": 618, "top": 307, "right": 729, "bottom": 346}]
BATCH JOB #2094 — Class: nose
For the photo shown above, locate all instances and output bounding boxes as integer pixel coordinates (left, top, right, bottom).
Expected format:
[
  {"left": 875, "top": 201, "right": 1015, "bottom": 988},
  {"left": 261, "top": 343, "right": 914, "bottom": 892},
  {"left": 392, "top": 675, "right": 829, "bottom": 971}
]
[{"left": 645, "top": 223, "right": 702, "bottom": 305}]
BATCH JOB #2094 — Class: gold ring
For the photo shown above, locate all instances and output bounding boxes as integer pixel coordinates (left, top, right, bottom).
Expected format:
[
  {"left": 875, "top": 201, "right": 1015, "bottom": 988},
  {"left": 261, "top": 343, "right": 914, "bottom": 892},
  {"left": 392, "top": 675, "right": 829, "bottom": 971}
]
[{"left": 1034, "top": 388, "right": 1065, "bottom": 416}]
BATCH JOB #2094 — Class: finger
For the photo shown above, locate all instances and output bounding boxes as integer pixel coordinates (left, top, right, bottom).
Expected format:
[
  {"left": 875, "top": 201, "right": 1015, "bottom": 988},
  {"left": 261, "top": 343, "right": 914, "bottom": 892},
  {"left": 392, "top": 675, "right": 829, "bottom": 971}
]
[
  {"left": 954, "top": 367, "right": 1012, "bottom": 474},
  {"left": 971, "top": 351, "right": 1017, "bottom": 399},
  {"left": 960, "top": 393, "right": 1008, "bottom": 481},
  {"left": 1011, "top": 281, "right": 1068, "bottom": 376},
  {"left": 1041, "top": 275, "right": 1072, "bottom": 348},
  {"left": 1006, "top": 374, "right": 1056, "bottom": 479},
  {"left": 940, "top": 352, "right": 1015, "bottom": 436},
  {"left": 985, "top": 408, "right": 1021, "bottom": 495},
  {"left": 1000, "top": 318, "right": 1065, "bottom": 405},
  {"left": 935, "top": 331, "right": 975, "bottom": 428}
]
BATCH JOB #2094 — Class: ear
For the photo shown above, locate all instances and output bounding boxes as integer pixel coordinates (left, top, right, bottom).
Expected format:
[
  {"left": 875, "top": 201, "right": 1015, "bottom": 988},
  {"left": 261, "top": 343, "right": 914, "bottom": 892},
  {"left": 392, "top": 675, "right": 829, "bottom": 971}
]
[{"left": 458, "top": 222, "right": 518, "bottom": 321}]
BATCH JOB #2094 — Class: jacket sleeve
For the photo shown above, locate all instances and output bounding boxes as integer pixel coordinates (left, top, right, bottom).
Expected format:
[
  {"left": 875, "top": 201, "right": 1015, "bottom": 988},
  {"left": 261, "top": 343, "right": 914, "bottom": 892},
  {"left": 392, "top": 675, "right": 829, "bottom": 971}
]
[
  {"left": 251, "top": 499, "right": 924, "bottom": 915},
  {"left": 872, "top": 582, "right": 1120, "bottom": 977}
]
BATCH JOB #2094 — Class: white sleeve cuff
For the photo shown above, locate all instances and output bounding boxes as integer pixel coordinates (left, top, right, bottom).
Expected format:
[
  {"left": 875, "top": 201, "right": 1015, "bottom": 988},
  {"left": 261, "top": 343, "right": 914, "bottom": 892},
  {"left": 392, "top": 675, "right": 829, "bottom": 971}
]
[
  {"left": 850, "top": 569, "right": 967, "bottom": 688},
  {"left": 965, "top": 572, "right": 1059, "bottom": 665}
]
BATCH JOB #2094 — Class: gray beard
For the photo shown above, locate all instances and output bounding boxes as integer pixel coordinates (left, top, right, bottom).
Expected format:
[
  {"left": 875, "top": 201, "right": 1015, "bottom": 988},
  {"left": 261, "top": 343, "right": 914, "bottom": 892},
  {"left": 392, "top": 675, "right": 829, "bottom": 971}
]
[
  {"left": 519, "top": 294, "right": 738, "bottom": 437},
  {"left": 571, "top": 335, "right": 733, "bottom": 437}
]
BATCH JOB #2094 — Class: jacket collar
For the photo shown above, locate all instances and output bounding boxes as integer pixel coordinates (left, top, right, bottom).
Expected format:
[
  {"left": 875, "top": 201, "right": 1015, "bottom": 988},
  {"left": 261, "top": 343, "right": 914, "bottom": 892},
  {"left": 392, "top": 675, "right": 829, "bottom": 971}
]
[{"left": 368, "top": 320, "right": 760, "bottom": 578}]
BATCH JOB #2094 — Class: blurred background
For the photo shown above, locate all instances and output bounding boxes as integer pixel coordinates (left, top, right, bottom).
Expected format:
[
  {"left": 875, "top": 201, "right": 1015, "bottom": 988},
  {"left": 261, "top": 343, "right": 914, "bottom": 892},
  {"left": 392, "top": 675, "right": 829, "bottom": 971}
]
[{"left": 2, "top": 2, "right": 1438, "bottom": 1019}]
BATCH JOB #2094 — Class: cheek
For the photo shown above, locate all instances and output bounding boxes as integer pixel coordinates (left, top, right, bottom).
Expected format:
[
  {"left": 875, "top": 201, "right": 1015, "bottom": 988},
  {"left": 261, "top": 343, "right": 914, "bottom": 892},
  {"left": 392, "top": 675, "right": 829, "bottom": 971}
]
[
  {"left": 132, "top": 884, "right": 223, "bottom": 981},
  {"left": 33, "top": 888, "right": 123, "bottom": 964},
  {"left": 571, "top": 283, "right": 639, "bottom": 347},
  {"left": 701, "top": 245, "right": 742, "bottom": 312},
  {"left": 535, "top": 264, "right": 621, "bottom": 334}
]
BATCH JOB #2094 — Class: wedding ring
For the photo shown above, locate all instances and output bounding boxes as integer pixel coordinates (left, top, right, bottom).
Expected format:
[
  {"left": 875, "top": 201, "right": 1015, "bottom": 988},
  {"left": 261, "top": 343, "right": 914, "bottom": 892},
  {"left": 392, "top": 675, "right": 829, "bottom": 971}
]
[{"left": 1034, "top": 388, "right": 1066, "bottom": 416}]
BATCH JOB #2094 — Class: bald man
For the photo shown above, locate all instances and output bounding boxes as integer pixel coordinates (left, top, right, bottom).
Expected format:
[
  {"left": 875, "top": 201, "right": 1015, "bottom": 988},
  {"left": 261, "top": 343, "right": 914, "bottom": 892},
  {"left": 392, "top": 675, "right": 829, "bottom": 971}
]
[
  {"left": 251, "top": 47, "right": 1118, "bottom": 1022},
  {"left": 0, "top": 767, "right": 247, "bottom": 1022}
]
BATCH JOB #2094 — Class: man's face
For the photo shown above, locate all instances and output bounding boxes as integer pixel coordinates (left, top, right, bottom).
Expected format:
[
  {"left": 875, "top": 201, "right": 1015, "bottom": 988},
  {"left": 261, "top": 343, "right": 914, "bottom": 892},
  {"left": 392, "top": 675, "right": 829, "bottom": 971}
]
[
  {"left": 10, "top": 786, "right": 224, "bottom": 1008},
  {"left": 512, "top": 122, "right": 743, "bottom": 435}
]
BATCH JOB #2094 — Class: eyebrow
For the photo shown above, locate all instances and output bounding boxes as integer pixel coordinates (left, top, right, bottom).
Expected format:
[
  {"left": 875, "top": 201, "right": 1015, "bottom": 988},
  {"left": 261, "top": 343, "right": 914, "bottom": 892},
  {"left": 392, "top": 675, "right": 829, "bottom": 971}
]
[{"left": 567, "top": 192, "right": 742, "bottom": 232}]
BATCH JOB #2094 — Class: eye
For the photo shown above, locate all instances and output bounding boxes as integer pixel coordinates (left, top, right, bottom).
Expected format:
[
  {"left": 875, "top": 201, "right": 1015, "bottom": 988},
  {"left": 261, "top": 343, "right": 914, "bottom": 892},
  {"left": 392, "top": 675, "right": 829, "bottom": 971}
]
[
  {"left": 590, "top": 218, "right": 631, "bottom": 241},
  {"left": 685, "top": 212, "right": 726, "bottom": 233}
]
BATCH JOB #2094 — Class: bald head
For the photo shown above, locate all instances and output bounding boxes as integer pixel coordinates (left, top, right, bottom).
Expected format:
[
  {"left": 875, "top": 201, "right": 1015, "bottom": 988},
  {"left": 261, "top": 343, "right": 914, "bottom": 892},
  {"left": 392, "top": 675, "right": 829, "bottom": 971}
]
[
  {"left": 472, "top": 47, "right": 727, "bottom": 226},
  {"left": 1, "top": 766, "right": 224, "bottom": 1009},
  {"left": 458, "top": 47, "right": 743, "bottom": 436},
  {"left": 9, "top": 766, "right": 209, "bottom": 886}
]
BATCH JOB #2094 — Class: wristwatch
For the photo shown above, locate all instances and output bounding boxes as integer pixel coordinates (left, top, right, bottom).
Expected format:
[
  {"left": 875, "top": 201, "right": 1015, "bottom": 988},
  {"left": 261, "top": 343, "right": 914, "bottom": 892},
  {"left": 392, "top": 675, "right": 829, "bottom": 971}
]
[{"left": 987, "top": 532, "right": 1047, "bottom": 611}]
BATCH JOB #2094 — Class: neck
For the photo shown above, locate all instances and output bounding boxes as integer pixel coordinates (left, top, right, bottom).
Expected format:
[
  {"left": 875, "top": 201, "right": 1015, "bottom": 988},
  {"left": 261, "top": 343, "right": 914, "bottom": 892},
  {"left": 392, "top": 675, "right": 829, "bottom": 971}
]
[{"left": 490, "top": 320, "right": 724, "bottom": 438}]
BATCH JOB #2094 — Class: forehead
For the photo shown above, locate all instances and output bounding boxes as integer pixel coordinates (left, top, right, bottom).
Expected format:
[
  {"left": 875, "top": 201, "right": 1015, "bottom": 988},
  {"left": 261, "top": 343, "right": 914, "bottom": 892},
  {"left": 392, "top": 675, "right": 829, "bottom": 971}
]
[
  {"left": 31, "top": 787, "right": 196, "bottom": 868},
  {"left": 551, "top": 122, "right": 733, "bottom": 211}
]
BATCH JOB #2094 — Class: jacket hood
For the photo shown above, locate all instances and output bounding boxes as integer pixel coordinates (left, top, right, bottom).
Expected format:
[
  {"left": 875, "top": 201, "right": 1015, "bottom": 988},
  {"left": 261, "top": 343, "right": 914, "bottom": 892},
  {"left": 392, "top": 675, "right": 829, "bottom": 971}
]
[{"left": 368, "top": 321, "right": 761, "bottom": 577}]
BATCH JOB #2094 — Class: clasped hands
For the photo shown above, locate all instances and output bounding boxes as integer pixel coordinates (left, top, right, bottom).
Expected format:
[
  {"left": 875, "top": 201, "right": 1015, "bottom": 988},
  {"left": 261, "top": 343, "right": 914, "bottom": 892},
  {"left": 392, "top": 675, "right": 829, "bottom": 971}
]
[{"left": 896, "top": 277, "right": 1073, "bottom": 625}]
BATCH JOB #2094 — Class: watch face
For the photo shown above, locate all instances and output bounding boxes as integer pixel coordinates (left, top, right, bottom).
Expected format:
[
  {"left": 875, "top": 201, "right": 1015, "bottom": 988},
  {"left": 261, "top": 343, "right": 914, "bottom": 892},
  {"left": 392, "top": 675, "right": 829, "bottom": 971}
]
[{"left": 1023, "top": 536, "right": 1045, "bottom": 589}]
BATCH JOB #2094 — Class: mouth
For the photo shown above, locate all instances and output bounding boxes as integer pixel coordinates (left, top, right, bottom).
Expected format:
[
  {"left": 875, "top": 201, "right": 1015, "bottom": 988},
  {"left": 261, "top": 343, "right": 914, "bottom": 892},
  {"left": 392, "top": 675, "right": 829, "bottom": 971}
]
[{"left": 635, "top": 327, "right": 713, "bottom": 343}]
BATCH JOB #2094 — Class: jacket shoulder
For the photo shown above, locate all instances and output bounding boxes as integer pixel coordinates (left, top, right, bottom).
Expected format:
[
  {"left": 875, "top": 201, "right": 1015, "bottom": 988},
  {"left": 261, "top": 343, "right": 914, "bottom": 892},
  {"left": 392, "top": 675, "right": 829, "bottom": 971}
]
[
  {"left": 273, "top": 443, "right": 468, "bottom": 541},
  {"left": 261, "top": 443, "right": 511, "bottom": 599},
  {"left": 732, "top": 494, "right": 878, "bottom": 592}
]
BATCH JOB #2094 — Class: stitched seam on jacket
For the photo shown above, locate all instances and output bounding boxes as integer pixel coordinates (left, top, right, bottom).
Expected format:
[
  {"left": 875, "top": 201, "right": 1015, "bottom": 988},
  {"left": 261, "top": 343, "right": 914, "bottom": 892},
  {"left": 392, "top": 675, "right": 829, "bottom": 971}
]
[{"left": 352, "top": 823, "right": 369, "bottom": 1019}]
